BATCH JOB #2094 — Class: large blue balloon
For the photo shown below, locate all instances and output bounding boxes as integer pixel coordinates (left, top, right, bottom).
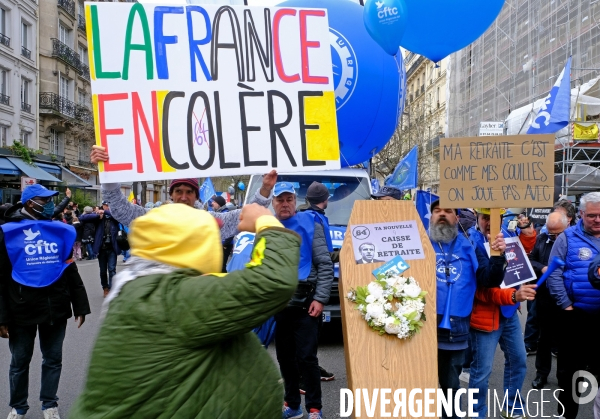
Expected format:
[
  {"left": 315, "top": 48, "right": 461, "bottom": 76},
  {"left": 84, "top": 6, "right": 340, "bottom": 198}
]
[
  {"left": 278, "top": 0, "right": 405, "bottom": 167},
  {"left": 400, "top": 0, "right": 505, "bottom": 63},
  {"left": 363, "top": 0, "right": 408, "bottom": 56}
]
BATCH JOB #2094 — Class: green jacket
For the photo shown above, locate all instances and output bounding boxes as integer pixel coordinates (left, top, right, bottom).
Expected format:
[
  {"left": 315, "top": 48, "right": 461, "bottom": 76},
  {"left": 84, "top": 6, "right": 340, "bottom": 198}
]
[{"left": 69, "top": 227, "right": 300, "bottom": 418}]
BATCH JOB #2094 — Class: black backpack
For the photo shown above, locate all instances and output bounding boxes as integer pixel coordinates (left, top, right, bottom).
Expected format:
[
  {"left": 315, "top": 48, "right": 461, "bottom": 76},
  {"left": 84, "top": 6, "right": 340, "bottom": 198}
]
[{"left": 116, "top": 223, "right": 130, "bottom": 251}]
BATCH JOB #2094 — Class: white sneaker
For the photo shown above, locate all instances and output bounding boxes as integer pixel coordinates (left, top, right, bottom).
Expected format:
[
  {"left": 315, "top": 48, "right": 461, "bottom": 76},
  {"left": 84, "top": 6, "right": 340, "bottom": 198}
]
[
  {"left": 6, "top": 409, "right": 24, "bottom": 419},
  {"left": 459, "top": 371, "right": 470, "bottom": 383},
  {"left": 43, "top": 407, "right": 61, "bottom": 419}
]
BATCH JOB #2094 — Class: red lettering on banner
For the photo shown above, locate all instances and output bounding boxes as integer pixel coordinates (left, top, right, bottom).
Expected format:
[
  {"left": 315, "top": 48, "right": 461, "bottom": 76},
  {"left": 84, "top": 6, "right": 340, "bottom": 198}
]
[
  {"left": 98, "top": 93, "right": 133, "bottom": 172},
  {"left": 273, "top": 9, "right": 300, "bottom": 83},
  {"left": 131, "top": 91, "right": 162, "bottom": 173},
  {"left": 299, "top": 10, "right": 328, "bottom": 84}
]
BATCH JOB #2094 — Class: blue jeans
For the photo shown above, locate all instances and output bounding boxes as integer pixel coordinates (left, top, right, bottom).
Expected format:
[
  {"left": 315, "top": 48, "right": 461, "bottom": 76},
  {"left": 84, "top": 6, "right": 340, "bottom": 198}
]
[
  {"left": 98, "top": 248, "right": 117, "bottom": 290},
  {"left": 469, "top": 312, "right": 527, "bottom": 418},
  {"left": 8, "top": 320, "right": 67, "bottom": 414},
  {"left": 86, "top": 243, "right": 95, "bottom": 259}
]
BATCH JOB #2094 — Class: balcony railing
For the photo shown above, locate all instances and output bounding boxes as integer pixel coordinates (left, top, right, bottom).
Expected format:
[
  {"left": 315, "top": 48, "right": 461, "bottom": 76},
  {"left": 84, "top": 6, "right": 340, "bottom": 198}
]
[
  {"left": 58, "top": 0, "right": 75, "bottom": 17},
  {"left": 0, "top": 94, "right": 9, "bottom": 106},
  {"left": 78, "top": 159, "right": 96, "bottom": 168},
  {"left": 52, "top": 38, "right": 81, "bottom": 71},
  {"left": 0, "top": 33, "right": 9, "bottom": 47},
  {"left": 21, "top": 102, "right": 31, "bottom": 113},
  {"left": 80, "top": 63, "right": 90, "bottom": 81},
  {"left": 21, "top": 46, "right": 31, "bottom": 59},
  {"left": 78, "top": 14, "right": 86, "bottom": 32},
  {"left": 39, "top": 92, "right": 94, "bottom": 124}
]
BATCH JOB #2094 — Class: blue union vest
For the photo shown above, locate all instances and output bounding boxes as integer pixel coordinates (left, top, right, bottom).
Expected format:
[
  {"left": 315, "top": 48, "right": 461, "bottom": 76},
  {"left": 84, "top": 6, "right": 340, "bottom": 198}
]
[
  {"left": 281, "top": 212, "right": 315, "bottom": 281},
  {"left": 305, "top": 210, "right": 333, "bottom": 252},
  {"left": 563, "top": 221, "right": 600, "bottom": 313},
  {"left": 433, "top": 234, "right": 479, "bottom": 317},
  {"left": 1, "top": 219, "right": 76, "bottom": 288}
]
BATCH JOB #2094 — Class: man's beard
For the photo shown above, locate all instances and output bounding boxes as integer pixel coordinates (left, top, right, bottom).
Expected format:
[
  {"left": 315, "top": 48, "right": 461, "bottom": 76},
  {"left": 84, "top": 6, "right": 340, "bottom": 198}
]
[{"left": 430, "top": 222, "right": 458, "bottom": 243}]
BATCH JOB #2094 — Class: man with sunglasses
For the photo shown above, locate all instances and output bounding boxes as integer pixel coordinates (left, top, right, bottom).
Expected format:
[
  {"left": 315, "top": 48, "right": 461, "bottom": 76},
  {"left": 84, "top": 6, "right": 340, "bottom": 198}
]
[
  {"left": 527, "top": 212, "right": 568, "bottom": 390},
  {"left": 0, "top": 184, "right": 90, "bottom": 419},
  {"left": 548, "top": 192, "right": 600, "bottom": 419}
]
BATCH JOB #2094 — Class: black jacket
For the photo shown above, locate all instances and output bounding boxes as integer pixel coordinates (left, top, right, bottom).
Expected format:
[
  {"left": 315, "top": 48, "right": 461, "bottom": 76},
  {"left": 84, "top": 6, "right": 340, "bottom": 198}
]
[
  {"left": 73, "top": 221, "right": 84, "bottom": 242},
  {"left": 528, "top": 233, "right": 555, "bottom": 279},
  {"left": 80, "top": 210, "right": 121, "bottom": 254},
  {"left": 0, "top": 205, "right": 91, "bottom": 326},
  {"left": 81, "top": 215, "right": 96, "bottom": 241}
]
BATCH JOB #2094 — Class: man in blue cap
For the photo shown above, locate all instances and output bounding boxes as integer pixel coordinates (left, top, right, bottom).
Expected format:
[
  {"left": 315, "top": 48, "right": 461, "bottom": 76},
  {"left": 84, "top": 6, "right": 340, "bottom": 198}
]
[
  {"left": 0, "top": 184, "right": 90, "bottom": 419},
  {"left": 272, "top": 182, "right": 333, "bottom": 419}
]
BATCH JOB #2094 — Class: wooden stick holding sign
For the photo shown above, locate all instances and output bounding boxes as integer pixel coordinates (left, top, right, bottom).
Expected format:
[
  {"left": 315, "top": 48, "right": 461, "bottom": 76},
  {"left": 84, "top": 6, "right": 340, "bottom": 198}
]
[{"left": 489, "top": 208, "right": 502, "bottom": 256}]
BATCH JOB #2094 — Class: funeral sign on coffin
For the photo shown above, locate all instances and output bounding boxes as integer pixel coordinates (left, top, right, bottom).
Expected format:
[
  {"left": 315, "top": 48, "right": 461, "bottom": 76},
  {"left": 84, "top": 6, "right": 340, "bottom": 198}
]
[
  {"left": 349, "top": 221, "right": 425, "bottom": 264},
  {"left": 85, "top": 2, "right": 340, "bottom": 182}
]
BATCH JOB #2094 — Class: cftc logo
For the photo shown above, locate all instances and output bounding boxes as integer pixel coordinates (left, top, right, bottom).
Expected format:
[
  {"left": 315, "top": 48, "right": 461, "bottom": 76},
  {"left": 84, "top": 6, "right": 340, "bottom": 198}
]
[{"left": 572, "top": 370, "right": 598, "bottom": 405}]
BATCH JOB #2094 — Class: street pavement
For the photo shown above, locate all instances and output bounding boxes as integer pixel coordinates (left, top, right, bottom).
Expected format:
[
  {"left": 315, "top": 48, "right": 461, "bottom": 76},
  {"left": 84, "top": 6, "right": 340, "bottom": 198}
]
[{"left": 0, "top": 257, "right": 595, "bottom": 418}]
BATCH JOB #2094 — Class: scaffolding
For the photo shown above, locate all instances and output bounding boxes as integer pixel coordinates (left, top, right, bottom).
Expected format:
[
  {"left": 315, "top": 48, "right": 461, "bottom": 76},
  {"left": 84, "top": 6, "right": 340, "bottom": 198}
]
[{"left": 447, "top": 0, "right": 600, "bottom": 198}]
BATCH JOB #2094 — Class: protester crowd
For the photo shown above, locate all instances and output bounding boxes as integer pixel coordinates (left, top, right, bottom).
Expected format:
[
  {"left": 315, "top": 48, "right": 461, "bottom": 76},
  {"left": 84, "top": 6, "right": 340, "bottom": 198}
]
[{"left": 0, "top": 148, "right": 599, "bottom": 419}]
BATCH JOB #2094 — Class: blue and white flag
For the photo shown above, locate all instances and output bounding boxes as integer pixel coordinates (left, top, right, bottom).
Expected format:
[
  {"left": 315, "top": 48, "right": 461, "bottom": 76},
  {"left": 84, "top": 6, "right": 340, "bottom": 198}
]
[
  {"left": 386, "top": 146, "right": 418, "bottom": 190},
  {"left": 415, "top": 190, "right": 439, "bottom": 231},
  {"left": 527, "top": 57, "right": 571, "bottom": 134},
  {"left": 371, "top": 178, "right": 380, "bottom": 194},
  {"left": 200, "top": 178, "right": 216, "bottom": 205}
]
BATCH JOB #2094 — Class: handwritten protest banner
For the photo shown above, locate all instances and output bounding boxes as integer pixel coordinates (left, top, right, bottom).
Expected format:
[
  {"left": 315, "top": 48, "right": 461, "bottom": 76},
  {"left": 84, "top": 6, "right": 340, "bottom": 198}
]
[
  {"left": 439, "top": 134, "right": 555, "bottom": 208},
  {"left": 85, "top": 2, "right": 340, "bottom": 182}
]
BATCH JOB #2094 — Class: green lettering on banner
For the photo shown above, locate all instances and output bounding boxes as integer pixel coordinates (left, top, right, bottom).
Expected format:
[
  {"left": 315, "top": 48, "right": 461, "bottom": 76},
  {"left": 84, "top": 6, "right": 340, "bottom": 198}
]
[
  {"left": 122, "top": 3, "right": 154, "bottom": 81},
  {"left": 91, "top": 5, "right": 122, "bottom": 79}
]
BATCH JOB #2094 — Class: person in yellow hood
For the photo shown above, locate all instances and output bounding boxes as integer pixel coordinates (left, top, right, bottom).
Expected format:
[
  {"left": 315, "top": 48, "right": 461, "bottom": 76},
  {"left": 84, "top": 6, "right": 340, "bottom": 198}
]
[{"left": 69, "top": 203, "right": 301, "bottom": 418}]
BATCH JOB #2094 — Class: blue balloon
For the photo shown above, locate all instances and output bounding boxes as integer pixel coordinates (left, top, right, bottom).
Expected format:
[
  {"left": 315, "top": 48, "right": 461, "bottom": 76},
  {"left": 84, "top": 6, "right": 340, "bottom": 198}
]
[
  {"left": 238, "top": 182, "right": 245, "bottom": 191},
  {"left": 400, "top": 0, "right": 505, "bottom": 63},
  {"left": 277, "top": 0, "right": 405, "bottom": 167},
  {"left": 363, "top": 0, "right": 408, "bottom": 56}
]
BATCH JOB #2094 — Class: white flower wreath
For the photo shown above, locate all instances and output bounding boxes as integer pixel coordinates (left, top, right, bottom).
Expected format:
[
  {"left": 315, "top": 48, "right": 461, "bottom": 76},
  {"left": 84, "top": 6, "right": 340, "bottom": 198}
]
[{"left": 347, "top": 273, "right": 427, "bottom": 339}]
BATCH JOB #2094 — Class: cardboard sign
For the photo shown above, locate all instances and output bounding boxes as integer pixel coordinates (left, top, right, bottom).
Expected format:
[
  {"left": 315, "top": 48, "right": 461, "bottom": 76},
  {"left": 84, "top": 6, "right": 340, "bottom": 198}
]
[
  {"left": 484, "top": 237, "right": 537, "bottom": 288},
  {"left": 439, "top": 134, "right": 555, "bottom": 208},
  {"left": 86, "top": 2, "right": 340, "bottom": 183},
  {"left": 349, "top": 221, "right": 425, "bottom": 263}
]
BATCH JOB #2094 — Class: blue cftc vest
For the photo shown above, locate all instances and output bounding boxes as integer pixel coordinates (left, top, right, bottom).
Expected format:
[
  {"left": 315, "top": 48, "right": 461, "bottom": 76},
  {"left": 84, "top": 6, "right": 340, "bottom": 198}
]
[
  {"left": 433, "top": 234, "right": 479, "bottom": 317},
  {"left": 305, "top": 209, "right": 333, "bottom": 252},
  {"left": 1, "top": 219, "right": 76, "bottom": 287},
  {"left": 226, "top": 232, "right": 256, "bottom": 273},
  {"left": 563, "top": 221, "right": 600, "bottom": 313},
  {"left": 281, "top": 212, "right": 315, "bottom": 281}
]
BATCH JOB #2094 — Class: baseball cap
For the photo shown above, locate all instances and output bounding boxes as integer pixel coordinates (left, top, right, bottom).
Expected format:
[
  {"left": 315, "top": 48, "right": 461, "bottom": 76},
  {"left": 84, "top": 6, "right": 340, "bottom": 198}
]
[
  {"left": 21, "top": 184, "right": 59, "bottom": 203},
  {"left": 274, "top": 182, "right": 296, "bottom": 197},
  {"left": 102, "top": 201, "right": 109, "bottom": 206},
  {"left": 372, "top": 186, "right": 403, "bottom": 200}
]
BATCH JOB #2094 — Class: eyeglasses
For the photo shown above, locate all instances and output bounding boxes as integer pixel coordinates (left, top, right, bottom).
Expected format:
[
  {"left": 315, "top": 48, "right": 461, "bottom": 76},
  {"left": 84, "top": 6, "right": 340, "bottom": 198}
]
[{"left": 582, "top": 212, "right": 600, "bottom": 220}]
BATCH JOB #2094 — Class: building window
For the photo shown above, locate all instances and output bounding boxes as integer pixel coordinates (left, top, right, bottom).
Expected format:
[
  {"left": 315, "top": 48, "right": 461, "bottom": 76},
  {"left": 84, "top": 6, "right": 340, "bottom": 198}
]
[
  {"left": 21, "top": 22, "right": 31, "bottom": 58},
  {"left": 20, "top": 131, "right": 29, "bottom": 147},
  {"left": 436, "top": 86, "right": 440, "bottom": 104},
  {"left": 0, "top": 68, "right": 8, "bottom": 98},
  {"left": 78, "top": 89, "right": 88, "bottom": 107},
  {"left": 59, "top": 74, "right": 71, "bottom": 100},
  {"left": 78, "top": 0, "right": 84, "bottom": 17},
  {"left": 78, "top": 44, "right": 87, "bottom": 64},
  {"left": 0, "top": 8, "right": 6, "bottom": 36},
  {"left": 0, "top": 125, "right": 8, "bottom": 147},
  {"left": 78, "top": 140, "right": 90, "bottom": 161},
  {"left": 21, "top": 78, "right": 29, "bottom": 104},
  {"left": 49, "top": 129, "right": 64, "bottom": 156},
  {"left": 59, "top": 22, "right": 71, "bottom": 46}
]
